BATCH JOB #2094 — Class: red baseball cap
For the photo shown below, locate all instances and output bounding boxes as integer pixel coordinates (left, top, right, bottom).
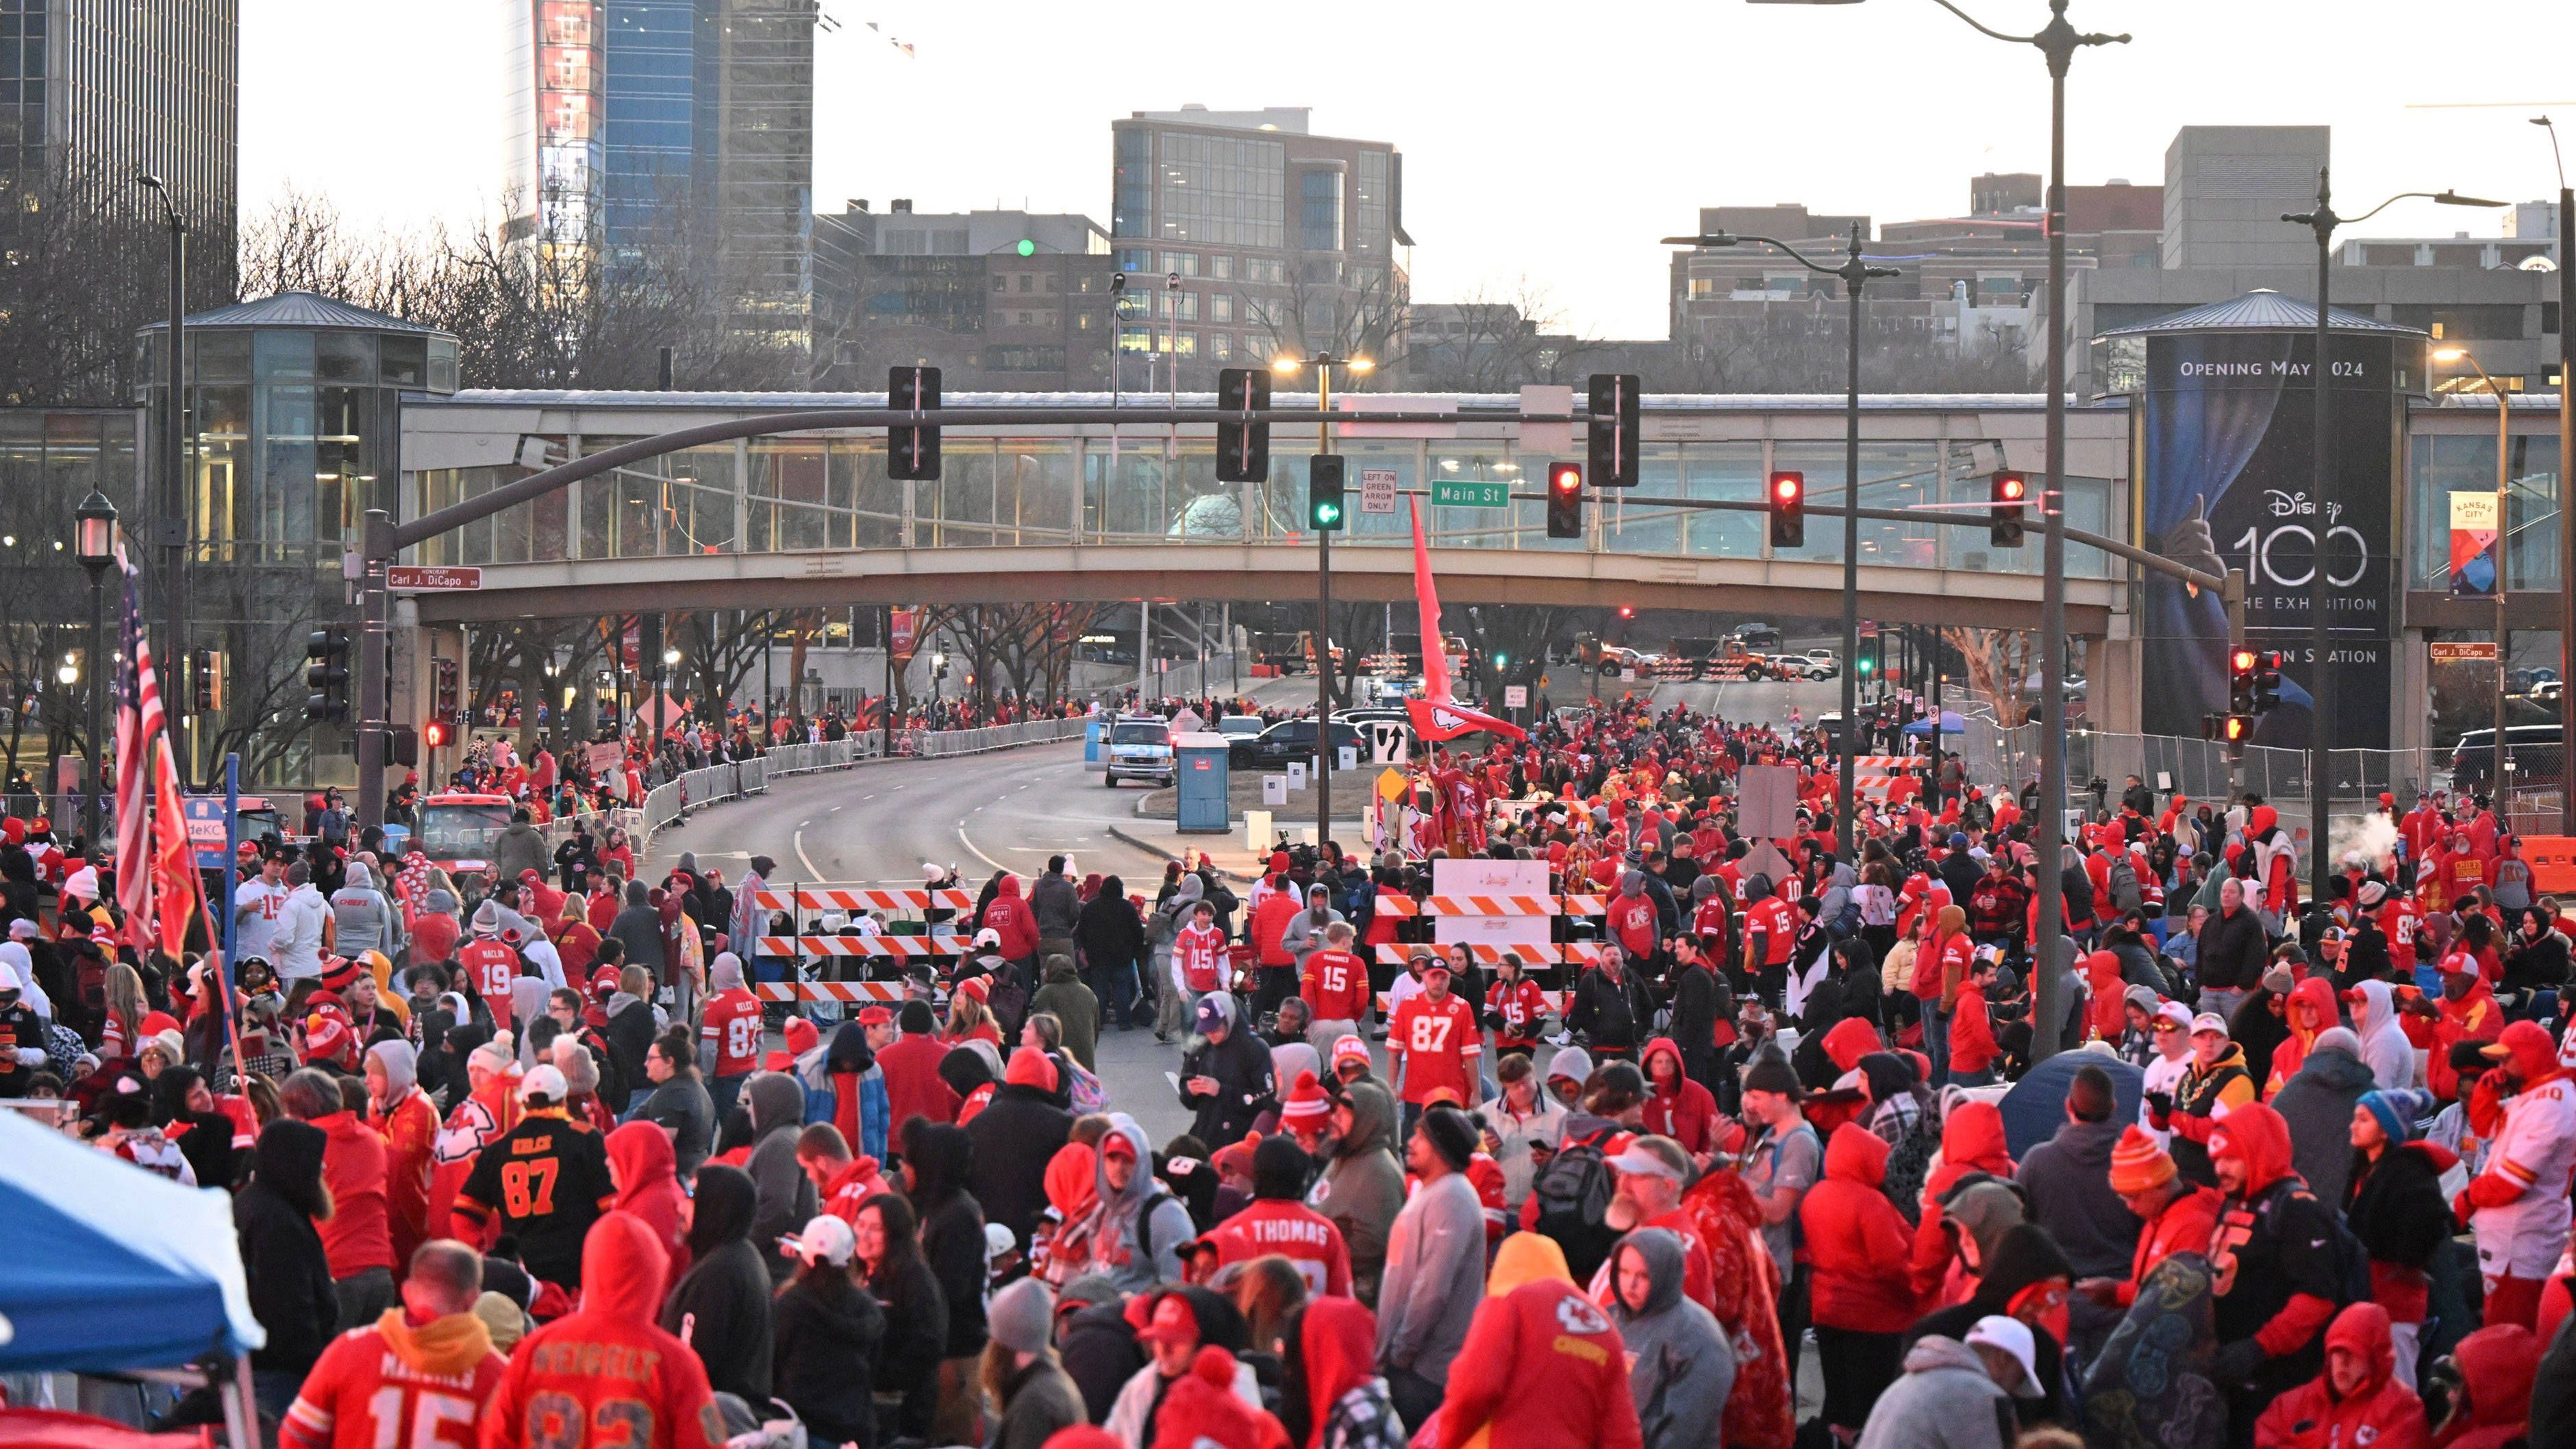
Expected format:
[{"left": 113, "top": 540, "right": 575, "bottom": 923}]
[
  {"left": 855, "top": 1005, "right": 893, "bottom": 1026},
  {"left": 1134, "top": 1293, "right": 1201, "bottom": 1347}
]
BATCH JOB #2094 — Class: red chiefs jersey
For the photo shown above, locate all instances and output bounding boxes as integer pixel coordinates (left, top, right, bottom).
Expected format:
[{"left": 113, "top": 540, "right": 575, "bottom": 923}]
[
  {"left": 1176, "top": 924, "right": 1228, "bottom": 993},
  {"left": 1690, "top": 895, "right": 1730, "bottom": 942},
  {"left": 699, "top": 989, "right": 764, "bottom": 1079},
  {"left": 2377, "top": 898, "right": 2421, "bottom": 968},
  {"left": 1486, "top": 977, "right": 1551, "bottom": 1046},
  {"left": 457, "top": 941, "right": 521, "bottom": 1023},
  {"left": 1204, "top": 1197, "right": 1353, "bottom": 1296},
  {"left": 283, "top": 1319, "right": 508, "bottom": 1449},
  {"left": 1388, "top": 992, "right": 1482, "bottom": 1106},
  {"left": 1301, "top": 948, "right": 1373, "bottom": 1023},
  {"left": 1745, "top": 896, "right": 1798, "bottom": 966}
]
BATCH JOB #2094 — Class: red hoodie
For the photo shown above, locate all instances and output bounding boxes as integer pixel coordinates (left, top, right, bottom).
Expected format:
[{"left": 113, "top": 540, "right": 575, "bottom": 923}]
[
  {"left": 1437, "top": 1276, "right": 1644, "bottom": 1449},
  {"left": 1249, "top": 885, "right": 1300, "bottom": 969},
  {"left": 477, "top": 1212, "right": 725, "bottom": 1449},
  {"left": 1948, "top": 980, "right": 1999, "bottom": 1076},
  {"left": 606, "top": 1121, "right": 691, "bottom": 1281},
  {"left": 1801, "top": 1124, "right": 1918, "bottom": 1329},
  {"left": 1639, "top": 1038, "right": 1721, "bottom": 1154},
  {"left": 1910, "top": 1101, "right": 2014, "bottom": 1302},
  {"left": 2431, "top": 1324, "right": 2539, "bottom": 1449},
  {"left": 2251, "top": 1302, "right": 2427, "bottom": 1449},
  {"left": 1299, "top": 1298, "right": 1379, "bottom": 1449},
  {"left": 311, "top": 1110, "right": 397, "bottom": 1279},
  {"left": 875, "top": 1029, "right": 961, "bottom": 1136},
  {"left": 980, "top": 877, "right": 1040, "bottom": 961}
]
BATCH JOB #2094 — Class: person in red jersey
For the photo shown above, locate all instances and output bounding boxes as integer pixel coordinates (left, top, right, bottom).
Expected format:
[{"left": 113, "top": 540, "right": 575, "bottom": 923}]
[
  {"left": 282, "top": 1240, "right": 507, "bottom": 1449},
  {"left": 1299, "top": 920, "right": 1374, "bottom": 1044},
  {"left": 1202, "top": 1135, "right": 1353, "bottom": 1296},
  {"left": 697, "top": 953, "right": 763, "bottom": 1120},
  {"left": 478, "top": 1211, "right": 727, "bottom": 1449},
  {"left": 1484, "top": 952, "right": 1552, "bottom": 1055},
  {"left": 458, "top": 901, "right": 524, "bottom": 1029},
  {"left": 1388, "top": 960, "right": 1482, "bottom": 1137}
]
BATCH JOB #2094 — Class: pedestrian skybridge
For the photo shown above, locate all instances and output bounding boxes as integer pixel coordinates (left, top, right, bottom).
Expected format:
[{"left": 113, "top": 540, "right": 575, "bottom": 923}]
[{"left": 396, "top": 389, "right": 2137, "bottom": 630}]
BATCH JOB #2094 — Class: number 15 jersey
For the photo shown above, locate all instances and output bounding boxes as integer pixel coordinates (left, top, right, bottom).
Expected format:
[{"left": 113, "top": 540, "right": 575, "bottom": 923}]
[{"left": 282, "top": 1318, "right": 507, "bottom": 1449}]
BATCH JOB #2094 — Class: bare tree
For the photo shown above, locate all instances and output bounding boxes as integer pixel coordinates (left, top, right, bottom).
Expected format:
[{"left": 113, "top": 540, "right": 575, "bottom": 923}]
[
  {"left": 1242, "top": 260, "right": 1411, "bottom": 383},
  {"left": 1401, "top": 279, "right": 1603, "bottom": 392},
  {"left": 1942, "top": 627, "right": 2038, "bottom": 729},
  {"left": 0, "top": 159, "right": 236, "bottom": 406}
]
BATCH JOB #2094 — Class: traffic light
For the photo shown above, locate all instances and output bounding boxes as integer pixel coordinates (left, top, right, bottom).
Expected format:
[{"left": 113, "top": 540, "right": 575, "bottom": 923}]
[
  {"left": 2204, "top": 713, "right": 2255, "bottom": 745},
  {"left": 388, "top": 725, "right": 418, "bottom": 768},
  {"left": 1215, "top": 368, "right": 1271, "bottom": 483},
  {"left": 189, "top": 646, "right": 223, "bottom": 712},
  {"left": 1990, "top": 470, "right": 2027, "bottom": 548},
  {"left": 423, "top": 718, "right": 452, "bottom": 750},
  {"left": 888, "top": 365, "right": 942, "bottom": 480},
  {"left": 1546, "top": 460, "right": 1584, "bottom": 538},
  {"left": 2252, "top": 651, "right": 2284, "bottom": 712},
  {"left": 1768, "top": 470, "right": 1805, "bottom": 549},
  {"left": 1617, "top": 605, "right": 1636, "bottom": 620},
  {"left": 1587, "top": 373, "right": 1640, "bottom": 487},
  {"left": 432, "top": 657, "right": 460, "bottom": 716},
  {"left": 1856, "top": 650, "right": 1875, "bottom": 678},
  {"left": 305, "top": 629, "right": 350, "bottom": 722},
  {"left": 2229, "top": 646, "right": 2259, "bottom": 717},
  {"left": 1308, "top": 455, "right": 1346, "bottom": 531}
]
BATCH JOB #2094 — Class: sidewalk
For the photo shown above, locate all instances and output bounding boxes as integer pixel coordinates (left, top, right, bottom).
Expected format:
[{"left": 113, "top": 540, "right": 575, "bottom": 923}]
[{"left": 1106, "top": 812, "right": 1373, "bottom": 883}]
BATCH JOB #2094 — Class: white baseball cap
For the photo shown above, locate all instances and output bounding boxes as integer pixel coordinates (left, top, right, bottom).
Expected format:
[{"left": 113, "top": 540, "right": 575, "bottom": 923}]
[
  {"left": 780, "top": 1214, "right": 854, "bottom": 1267},
  {"left": 518, "top": 1064, "right": 568, "bottom": 1102},
  {"left": 1965, "top": 1315, "right": 2043, "bottom": 1398}
]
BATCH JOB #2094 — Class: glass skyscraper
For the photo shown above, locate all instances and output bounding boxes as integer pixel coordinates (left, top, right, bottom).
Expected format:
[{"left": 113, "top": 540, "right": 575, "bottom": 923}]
[{"left": 502, "top": 0, "right": 812, "bottom": 353}]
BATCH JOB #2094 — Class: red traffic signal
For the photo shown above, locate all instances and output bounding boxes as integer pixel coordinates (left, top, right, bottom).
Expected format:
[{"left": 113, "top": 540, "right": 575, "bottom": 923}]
[
  {"left": 1618, "top": 605, "right": 1636, "bottom": 620},
  {"left": 423, "top": 718, "right": 451, "bottom": 749},
  {"left": 1990, "top": 470, "right": 2027, "bottom": 547},
  {"left": 1768, "top": 470, "right": 1805, "bottom": 549},
  {"left": 1549, "top": 461, "right": 1583, "bottom": 497},
  {"left": 1546, "top": 461, "right": 1584, "bottom": 539}
]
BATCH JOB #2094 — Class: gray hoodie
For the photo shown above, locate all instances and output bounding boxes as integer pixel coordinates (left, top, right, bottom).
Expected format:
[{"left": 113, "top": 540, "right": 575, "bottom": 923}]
[
  {"left": 1853, "top": 1335, "right": 2017, "bottom": 1449},
  {"left": 1083, "top": 1114, "right": 1196, "bottom": 1292},
  {"left": 1280, "top": 899, "right": 1345, "bottom": 968},
  {"left": 1607, "top": 1229, "right": 1736, "bottom": 1449},
  {"left": 1374, "top": 1159, "right": 1484, "bottom": 1385},
  {"left": 1314, "top": 1079, "right": 1408, "bottom": 1304},
  {"left": 330, "top": 861, "right": 395, "bottom": 959},
  {"left": 743, "top": 1071, "right": 818, "bottom": 1283},
  {"left": 2351, "top": 980, "right": 2416, "bottom": 1092}
]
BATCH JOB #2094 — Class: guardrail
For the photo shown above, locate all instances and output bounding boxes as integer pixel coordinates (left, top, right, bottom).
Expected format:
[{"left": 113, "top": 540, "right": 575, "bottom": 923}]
[{"left": 635, "top": 717, "right": 1086, "bottom": 842}]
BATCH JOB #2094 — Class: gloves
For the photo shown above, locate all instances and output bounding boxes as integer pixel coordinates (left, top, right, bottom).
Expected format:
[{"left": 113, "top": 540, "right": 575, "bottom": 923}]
[
  {"left": 2143, "top": 1090, "right": 2173, "bottom": 1128},
  {"left": 2212, "top": 1337, "right": 2268, "bottom": 1389},
  {"left": 2453, "top": 1190, "right": 2475, "bottom": 1225},
  {"left": 12, "top": 1048, "right": 44, "bottom": 1068}
]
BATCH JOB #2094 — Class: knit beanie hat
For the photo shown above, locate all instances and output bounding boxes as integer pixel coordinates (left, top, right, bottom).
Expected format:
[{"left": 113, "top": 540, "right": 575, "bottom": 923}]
[
  {"left": 986, "top": 1276, "right": 1055, "bottom": 1355},
  {"left": 2105, "top": 1125, "right": 2176, "bottom": 1195},
  {"left": 1279, "top": 1070, "right": 1332, "bottom": 1127},
  {"left": 1418, "top": 1104, "right": 1477, "bottom": 1172},
  {"left": 2359, "top": 1088, "right": 2430, "bottom": 1145}
]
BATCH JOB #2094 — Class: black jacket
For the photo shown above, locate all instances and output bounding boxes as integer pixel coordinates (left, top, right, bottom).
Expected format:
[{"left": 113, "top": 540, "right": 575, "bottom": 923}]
[
  {"left": 2196, "top": 904, "right": 2269, "bottom": 991},
  {"left": 659, "top": 1166, "right": 776, "bottom": 1404},
  {"left": 1074, "top": 893, "right": 1146, "bottom": 977},
  {"left": 1666, "top": 963, "right": 1721, "bottom": 1067},
  {"left": 966, "top": 1081, "right": 1075, "bottom": 1251},
  {"left": 1179, "top": 1026, "right": 1277, "bottom": 1149},
  {"left": 234, "top": 1120, "right": 338, "bottom": 1374},
  {"left": 867, "top": 1247, "right": 949, "bottom": 1396},
  {"left": 605, "top": 998, "right": 658, "bottom": 1100},
  {"left": 905, "top": 1121, "right": 990, "bottom": 1357},
  {"left": 2343, "top": 1140, "right": 2454, "bottom": 1277},
  {"left": 1058, "top": 1298, "right": 1147, "bottom": 1422},
  {"left": 770, "top": 1271, "right": 885, "bottom": 1448},
  {"left": 1568, "top": 966, "right": 1655, "bottom": 1055}
]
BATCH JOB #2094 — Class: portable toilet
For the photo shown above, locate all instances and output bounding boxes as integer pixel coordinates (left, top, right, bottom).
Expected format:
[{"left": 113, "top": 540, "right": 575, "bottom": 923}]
[
  {"left": 1173, "top": 731, "right": 1231, "bottom": 833},
  {"left": 1084, "top": 715, "right": 1104, "bottom": 763}
]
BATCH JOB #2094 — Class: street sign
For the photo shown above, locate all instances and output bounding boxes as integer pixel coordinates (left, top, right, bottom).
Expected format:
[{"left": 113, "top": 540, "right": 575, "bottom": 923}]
[
  {"left": 1503, "top": 685, "right": 1527, "bottom": 709},
  {"left": 1366, "top": 720, "right": 1410, "bottom": 765},
  {"left": 2430, "top": 641, "right": 2499, "bottom": 663},
  {"left": 386, "top": 565, "right": 482, "bottom": 591},
  {"left": 1738, "top": 764, "right": 1801, "bottom": 839},
  {"left": 1430, "top": 479, "right": 1512, "bottom": 509},
  {"left": 1360, "top": 469, "right": 1399, "bottom": 514},
  {"left": 184, "top": 796, "right": 229, "bottom": 868},
  {"left": 1376, "top": 768, "right": 1410, "bottom": 802}
]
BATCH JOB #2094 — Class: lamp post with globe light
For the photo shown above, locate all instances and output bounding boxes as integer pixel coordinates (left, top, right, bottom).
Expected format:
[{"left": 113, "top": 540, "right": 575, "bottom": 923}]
[{"left": 74, "top": 490, "right": 117, "bottom": 842}]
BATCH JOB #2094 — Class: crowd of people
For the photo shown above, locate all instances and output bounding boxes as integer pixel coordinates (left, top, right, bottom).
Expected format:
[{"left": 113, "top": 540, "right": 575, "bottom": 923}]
[{"left": 7, "top": 690, "right": 2576, "bottom": 1449}]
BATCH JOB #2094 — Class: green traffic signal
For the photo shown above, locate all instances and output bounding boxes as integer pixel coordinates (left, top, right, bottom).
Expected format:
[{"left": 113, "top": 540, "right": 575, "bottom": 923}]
[
  {"left": 1857, "top": 656, "right": 1873, "bottom": 677},
  {"left": 1314, "top": 501, "right": 1343, "bottom": 527},
  {"left": 1016, "top": 238, "right": 1036, "bottom": 257}
]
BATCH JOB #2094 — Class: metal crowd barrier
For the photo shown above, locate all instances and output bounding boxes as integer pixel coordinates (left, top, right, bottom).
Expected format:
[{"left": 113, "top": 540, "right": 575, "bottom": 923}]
[{"left": 636, "top": 716, "right": 1085, "bottom": 843}]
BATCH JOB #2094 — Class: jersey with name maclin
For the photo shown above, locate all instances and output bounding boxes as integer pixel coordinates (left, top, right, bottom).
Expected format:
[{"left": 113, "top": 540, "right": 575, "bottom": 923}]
[
  {"left": 458, "top": 940, "right": 523, "bottom": 1024},
  {"left": 455, "top": 1116, "right": 615, "bottom": 1287},
  {"left": 1205, "top": 1197, "right": 1353, "bottom": 1296},
  {"left": 1389, "top": 992, "right": 1482, "bottom": 1105},
  {"left": 1301, "top": 948, "right": 1372, "bottom": 1022},
  {"left": 282, "top": 1321, "right": 506, "bottom": 1449},
  {"left": 699, "top": 989, "right": 764, "bottom": 1079}
]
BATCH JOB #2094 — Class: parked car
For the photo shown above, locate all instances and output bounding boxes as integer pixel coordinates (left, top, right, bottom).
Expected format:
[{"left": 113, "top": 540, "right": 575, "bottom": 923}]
[
  {"left": 2450, "top": 724, "right": 2566, "bottom": 792},
  {"left": 1103, "top": 715, "right": 1176, "bottom": 788},
  {"left": 1803, "top": 648, "right": 1840, "bottom": 678},
  {"left": 1215, "top": 714, "right": 1266, "bottom": 740},
  {"left": 1231, "top": 717, "right": 1368, "bottom": 769}
]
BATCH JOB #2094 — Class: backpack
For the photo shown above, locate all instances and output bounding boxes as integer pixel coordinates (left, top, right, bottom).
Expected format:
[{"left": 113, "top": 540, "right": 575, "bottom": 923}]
[
  {"left": 1064, "top": 1057, "right": 1108, "bottom": 1115},
  {"left": 1879, "top": 1105, "right": 1940, "bottom": 1226},
  {"left": 1531, "top": 1124, "right": 1623, "bottom": 1282},
  {"left": 2109, "top": 857, "right": 2144, "bottom": 914}
]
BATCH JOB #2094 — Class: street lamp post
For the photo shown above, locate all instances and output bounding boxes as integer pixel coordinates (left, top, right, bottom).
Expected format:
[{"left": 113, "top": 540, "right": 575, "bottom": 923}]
[
  {"left": 1273, "top": 351, "right": 1373, "bottom": 851},
  {"left": 73, "top": 492, "right": 118, "bottom": 844},
  {"left": 2534, "top": 116, "right": 2576, "bottom": 833},
  {"left": 136, "top": 174, "right": 188, "bottom": 784},
  {"left": 2284, "top": 176, "right": 2503, "bottom": 894},
  {"left": 1747, "top": 0, "right": 2126, "bottom": 1062},
  {"left": 2433, "top": 346, "right": 2516, "bottom": 794},
  {"left": 1659, "top": 226, "right": 1896, "bottom": 859}
]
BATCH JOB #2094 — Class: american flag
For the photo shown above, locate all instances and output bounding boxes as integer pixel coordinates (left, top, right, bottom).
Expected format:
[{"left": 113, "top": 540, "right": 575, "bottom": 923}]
[{"left": 112, "top": 564, "right": 158, "bottom": 944}]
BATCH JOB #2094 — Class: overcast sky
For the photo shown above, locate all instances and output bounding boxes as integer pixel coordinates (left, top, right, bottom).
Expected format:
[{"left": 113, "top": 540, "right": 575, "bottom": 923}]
[{"left": 245, "top": 1, "right": 2575, "bottom": 338}]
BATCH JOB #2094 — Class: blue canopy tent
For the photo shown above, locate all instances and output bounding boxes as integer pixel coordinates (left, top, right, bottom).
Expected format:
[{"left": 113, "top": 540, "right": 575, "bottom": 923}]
[
  {"left": 1903, "top": 711, "right": 1968, "bottom": 736},
  {"left": 0, "top": 1109, "right": 263, "bottom": 1374}
]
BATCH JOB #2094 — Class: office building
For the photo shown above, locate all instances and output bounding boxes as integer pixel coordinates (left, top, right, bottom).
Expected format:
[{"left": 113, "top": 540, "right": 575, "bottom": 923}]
[
  {"left": 811, "top": 203, "right": 1114, "bottom": 391},
  {"left": 501, "top": 0, "right": 814, "bottom": 353},
  {"left": 1109, "top": 105, "right": 1408, "bottom": 389},
  {"left": 0, "top": 0, "right": 237, "bottom": 239}
]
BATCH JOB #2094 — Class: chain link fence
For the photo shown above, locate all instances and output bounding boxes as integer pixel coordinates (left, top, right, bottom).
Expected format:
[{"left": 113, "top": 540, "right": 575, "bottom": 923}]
[{"left": 1952, "top": 719, "right": 2452, "bottom": 811}]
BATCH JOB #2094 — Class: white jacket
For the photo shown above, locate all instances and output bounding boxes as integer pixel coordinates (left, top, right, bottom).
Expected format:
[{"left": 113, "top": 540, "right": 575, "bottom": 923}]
[{"left": 1103, "top": 1359, "right": 1263, "bottom": 1447}]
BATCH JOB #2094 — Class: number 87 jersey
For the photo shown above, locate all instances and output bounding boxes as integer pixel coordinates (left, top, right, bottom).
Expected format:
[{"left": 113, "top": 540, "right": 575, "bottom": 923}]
[{"left": 282, "top": 1318, "right": 508, "bottom": 1449}]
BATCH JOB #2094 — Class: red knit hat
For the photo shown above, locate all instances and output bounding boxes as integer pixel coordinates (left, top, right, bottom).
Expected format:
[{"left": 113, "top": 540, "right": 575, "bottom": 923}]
[
  {"left": 316, "top": 955, "right": 363, "bottom": 994},
  {"left": 1151, "top": 1346, "right": 1281, "bottom": 1449},
  {"left": 300, "top": 1012, "right": 354, "bottom": 1068},
  {"left": 1279, "top": 1070, "right": 1332, "bottom": 1127},
  {"left": 784, "top": 1017, "right": 820, "bottom": 1056},
  {"left": 2107, "top": 1125, "right": 2177, "bottom": 1195},
  {"left": 1005, "top": 1046, "right": 1058, "bottom": 1092},
  {"left": 957, "top": 975, "right": 990, "bottom": 1003}
]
